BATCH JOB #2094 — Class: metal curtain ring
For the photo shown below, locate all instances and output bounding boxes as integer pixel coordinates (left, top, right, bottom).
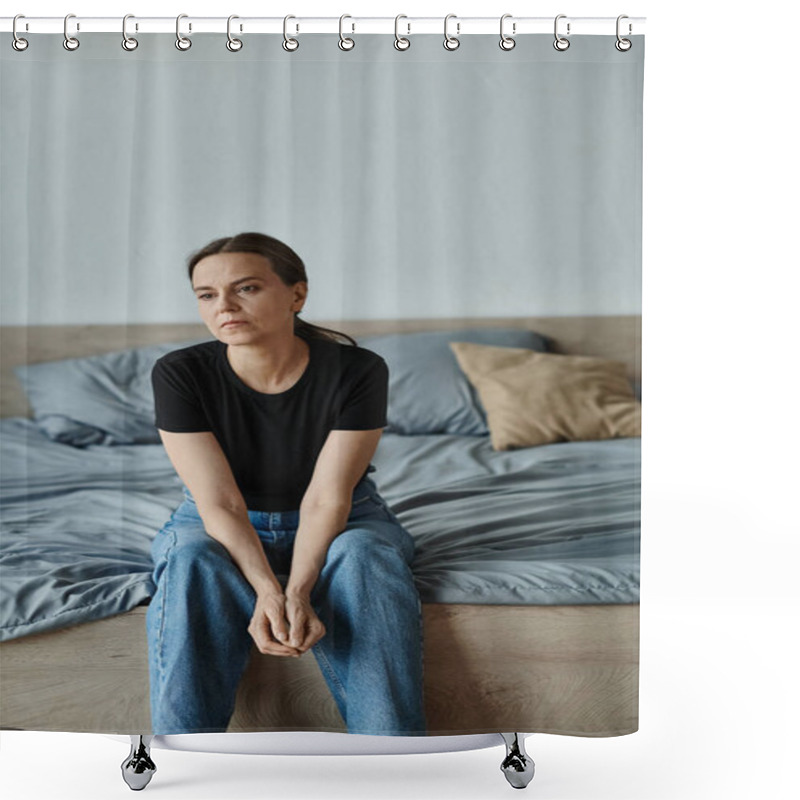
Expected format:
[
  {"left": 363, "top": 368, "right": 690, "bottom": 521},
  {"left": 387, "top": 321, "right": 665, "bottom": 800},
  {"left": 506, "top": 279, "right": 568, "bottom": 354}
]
[
  {"left": 283, "top": 15, "right": 299, "bottom": 51},
  {"left": 499, "top": 13, "right": 516, "bottom": 50},
  {"left": 122, "top": 14, "right": 138, "bottom": 51},
  {"left": 394, "top": 14, "right": 410, "bottom": 51},
  {"left": 443, "top": 14, "right": 460, "bottom": 51},
  {"left": 226, "top": 15, "right": 243, "bottom": 51},
  {"left": 63, "top": 13, "right": 80, "bottom": 51},
  {"left": 553, "top": 14, "right": 570, "bottom": 51},
  {"left": 12, "top": 14, "right": 29, "bottom": 51},
  {"left": 175, "top": 14, "right": 192, "bottom": 50},
  {"left": 615, "top": 14, "right": 632, "bottom": 51},
  {"left": 339, "top": 14, "right": 355, "bottom": 51}
]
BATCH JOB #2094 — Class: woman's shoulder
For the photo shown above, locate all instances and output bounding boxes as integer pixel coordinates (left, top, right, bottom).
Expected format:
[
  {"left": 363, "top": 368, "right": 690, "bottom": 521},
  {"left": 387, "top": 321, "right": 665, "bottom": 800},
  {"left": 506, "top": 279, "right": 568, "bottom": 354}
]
[
  {"left": 313, "top": 336, "right": 386, "bottom": 369},
  {"left": 153, "top": 339, "right": 220, "bottom": 375}
]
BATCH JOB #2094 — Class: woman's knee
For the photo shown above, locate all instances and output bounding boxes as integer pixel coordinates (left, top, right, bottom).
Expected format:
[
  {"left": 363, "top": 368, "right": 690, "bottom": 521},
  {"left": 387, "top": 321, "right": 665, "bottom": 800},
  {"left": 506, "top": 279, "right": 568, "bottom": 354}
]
[
  {"left": 316, "top": 529, "right": 420, "bottom": 623},
  {"left": 177, "top": 532, "right": 232, "bottom": 566},
  {"left": 329, "top": 527, "right": 381, "bottom": 559},
  {"left": 155, "top": 528, "right": 255, "bottom": 623},
  {"left": 327, "top": 526, "right": 413, "bottom": 574},
  {"left": 157, "top": 524, "right": 236, "bottom": 586}
]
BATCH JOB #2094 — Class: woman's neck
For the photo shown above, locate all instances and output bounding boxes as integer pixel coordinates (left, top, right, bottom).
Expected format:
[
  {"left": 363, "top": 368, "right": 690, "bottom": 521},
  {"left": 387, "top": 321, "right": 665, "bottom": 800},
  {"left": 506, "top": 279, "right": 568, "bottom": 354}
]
[{"left": 225, "top": 334, "right": 310, "bottom": 394}]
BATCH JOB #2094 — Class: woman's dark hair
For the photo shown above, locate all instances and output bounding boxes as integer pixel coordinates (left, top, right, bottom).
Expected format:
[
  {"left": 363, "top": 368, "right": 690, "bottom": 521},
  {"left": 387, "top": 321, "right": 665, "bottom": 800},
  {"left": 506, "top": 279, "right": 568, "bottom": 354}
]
[{"left": 187, "top": 232, "right": 357, "bottom": 346}]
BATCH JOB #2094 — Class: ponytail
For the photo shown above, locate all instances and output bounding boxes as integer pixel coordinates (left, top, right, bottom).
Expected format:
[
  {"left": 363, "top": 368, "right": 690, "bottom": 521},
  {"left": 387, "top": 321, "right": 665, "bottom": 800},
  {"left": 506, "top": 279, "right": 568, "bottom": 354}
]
[{"left": 294, "top": 315, "right": 357, "bottom": 346}]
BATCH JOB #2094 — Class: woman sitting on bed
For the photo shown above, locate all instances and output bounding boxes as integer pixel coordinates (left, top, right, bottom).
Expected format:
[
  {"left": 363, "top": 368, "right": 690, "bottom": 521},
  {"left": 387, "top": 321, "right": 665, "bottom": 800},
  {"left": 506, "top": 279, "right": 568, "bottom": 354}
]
[{"left": 146, "top": 231, "right": 426, "bottom": 736}]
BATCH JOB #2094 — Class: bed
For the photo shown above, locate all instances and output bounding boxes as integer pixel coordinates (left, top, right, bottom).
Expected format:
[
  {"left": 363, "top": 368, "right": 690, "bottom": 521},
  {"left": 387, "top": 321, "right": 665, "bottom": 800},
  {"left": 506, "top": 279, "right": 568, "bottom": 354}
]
[{"left": 0, "top": 316, "right": 640, "bottom": 737}]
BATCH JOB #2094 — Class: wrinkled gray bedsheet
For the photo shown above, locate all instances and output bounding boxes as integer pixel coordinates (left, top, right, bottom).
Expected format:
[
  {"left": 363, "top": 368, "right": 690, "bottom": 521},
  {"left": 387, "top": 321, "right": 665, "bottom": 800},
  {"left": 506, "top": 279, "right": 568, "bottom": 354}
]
[{"left": 0, "top": 418, "right": 639, "bottom": 641}]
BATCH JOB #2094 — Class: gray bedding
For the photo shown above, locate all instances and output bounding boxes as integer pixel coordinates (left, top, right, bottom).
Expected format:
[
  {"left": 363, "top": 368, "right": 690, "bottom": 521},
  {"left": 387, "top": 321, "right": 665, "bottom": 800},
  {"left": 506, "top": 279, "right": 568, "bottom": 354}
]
[{"left": 0, "top": 417, "right": 639, "bottom": 642}]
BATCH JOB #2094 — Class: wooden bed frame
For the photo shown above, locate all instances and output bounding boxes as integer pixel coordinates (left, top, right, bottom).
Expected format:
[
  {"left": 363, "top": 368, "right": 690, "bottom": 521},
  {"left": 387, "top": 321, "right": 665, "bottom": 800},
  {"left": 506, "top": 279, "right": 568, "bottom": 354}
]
[{"left": 0, "top": 316, "right": 640, "bottom": 736}]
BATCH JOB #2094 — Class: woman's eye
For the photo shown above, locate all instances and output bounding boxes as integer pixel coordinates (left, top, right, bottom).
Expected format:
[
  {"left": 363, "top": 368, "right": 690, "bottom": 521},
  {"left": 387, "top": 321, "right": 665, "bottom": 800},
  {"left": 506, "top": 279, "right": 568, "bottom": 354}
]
[{"left": 196, "top": 286, "right": 256, "bottom": 301}]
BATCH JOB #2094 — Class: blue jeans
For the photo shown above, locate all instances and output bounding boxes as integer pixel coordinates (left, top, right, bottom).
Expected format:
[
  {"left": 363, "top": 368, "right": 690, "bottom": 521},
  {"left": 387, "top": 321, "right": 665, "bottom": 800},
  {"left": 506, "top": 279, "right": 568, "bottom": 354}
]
[{"left": 145, "top": 476, "right": 426, "bottom": 736}]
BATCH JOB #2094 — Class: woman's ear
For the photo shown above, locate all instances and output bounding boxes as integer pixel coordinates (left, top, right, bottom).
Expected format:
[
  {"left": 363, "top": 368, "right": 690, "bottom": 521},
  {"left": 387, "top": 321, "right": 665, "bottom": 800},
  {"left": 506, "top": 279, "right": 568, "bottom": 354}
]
[{"left": 293, "top": 282, "right": 308, "bottom": 311}]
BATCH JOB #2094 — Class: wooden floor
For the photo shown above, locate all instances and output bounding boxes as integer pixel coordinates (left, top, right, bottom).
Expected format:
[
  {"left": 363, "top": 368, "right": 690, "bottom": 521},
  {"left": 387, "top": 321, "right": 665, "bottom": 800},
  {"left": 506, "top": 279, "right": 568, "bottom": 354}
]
[{"left": 0, "top": 603, "right": 639, "bottom": 736}]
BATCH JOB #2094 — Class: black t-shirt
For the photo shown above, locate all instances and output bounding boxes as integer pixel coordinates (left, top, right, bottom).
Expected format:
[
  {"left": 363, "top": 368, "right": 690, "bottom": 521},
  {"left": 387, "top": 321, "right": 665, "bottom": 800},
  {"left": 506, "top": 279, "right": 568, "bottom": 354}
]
[{"left": 151, "top": 336, "right": 388, "bottom": 511}]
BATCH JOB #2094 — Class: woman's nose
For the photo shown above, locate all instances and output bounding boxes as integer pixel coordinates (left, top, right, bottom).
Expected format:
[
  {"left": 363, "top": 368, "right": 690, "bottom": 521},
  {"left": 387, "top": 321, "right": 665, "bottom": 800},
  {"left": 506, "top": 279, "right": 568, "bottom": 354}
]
[{"left": 216, "top": 292, "right": 240, "bottom": 311}]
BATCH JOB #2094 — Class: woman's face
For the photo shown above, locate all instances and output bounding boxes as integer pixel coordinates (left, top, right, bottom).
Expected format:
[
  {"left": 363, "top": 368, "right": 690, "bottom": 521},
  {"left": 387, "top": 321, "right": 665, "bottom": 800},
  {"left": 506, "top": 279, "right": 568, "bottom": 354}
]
[{"left": 191, "top": 252, "right": 307, "bottom": 344}]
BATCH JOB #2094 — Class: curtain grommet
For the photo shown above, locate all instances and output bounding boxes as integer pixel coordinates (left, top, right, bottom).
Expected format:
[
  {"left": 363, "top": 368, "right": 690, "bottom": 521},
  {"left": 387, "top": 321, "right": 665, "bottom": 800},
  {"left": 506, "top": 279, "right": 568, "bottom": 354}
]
[
  {"left": 443, "top": 14, "right": 460, "bottom": 51},
  {"left": 615, "top": 15, "right": 632, "bottom": 51},
  {"left": 282, "top": 14, "right": 300, "bottom": 53},
  {"left": 553, "top": 14, "right": 570, "bottom": 51},
  {"left": 12, "top": 15, "right": 29, "bottom": 51},
  {"left": 499, "top": 14, "right": 516, "bottom": 51},
  {"left": 500, "top": 14, "right": 517, "bottom": 52},
  {"left": 121, "top": 14, "right": 138, "bottom": 51},
  {"left": 283, "top": 15, "right": 299, "bottom": 51},
  {"left": 175, "top": 14, "right": 192, "bottom": 50},
  {"left": 394, "top": 15, "right": 410, "bottom": 51},
  {"left": 63, "top": 13, "right": 80, "bottom": 51},
  {"left": 338, "top": 14, "right": 355, "bottom": 51},
  {"left": 226, "top": 15, "right": 243, "bottom": 52}
]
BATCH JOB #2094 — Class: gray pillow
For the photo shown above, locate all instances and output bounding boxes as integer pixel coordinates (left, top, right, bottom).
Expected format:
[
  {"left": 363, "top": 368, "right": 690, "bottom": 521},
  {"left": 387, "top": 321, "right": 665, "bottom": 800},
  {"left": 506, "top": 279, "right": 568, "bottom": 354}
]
[
  {"left": 358, "top": 328, "right": 549, "bottom": 435},
  {"left": 13, "top": 339, "right": 208, "bottom": 446}
]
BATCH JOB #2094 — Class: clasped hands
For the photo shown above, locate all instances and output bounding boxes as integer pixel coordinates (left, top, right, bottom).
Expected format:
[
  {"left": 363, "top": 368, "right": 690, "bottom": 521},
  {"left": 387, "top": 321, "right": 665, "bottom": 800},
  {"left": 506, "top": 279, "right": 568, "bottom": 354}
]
[{"left": 247, "top": 589, "right": 326, "bottom": 658}]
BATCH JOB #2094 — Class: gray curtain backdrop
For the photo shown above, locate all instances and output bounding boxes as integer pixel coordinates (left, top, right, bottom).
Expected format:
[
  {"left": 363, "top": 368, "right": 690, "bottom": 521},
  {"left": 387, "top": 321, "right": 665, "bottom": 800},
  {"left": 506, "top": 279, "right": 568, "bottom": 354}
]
[{"left": 0, "top": 33, "right": 643, "bottom": 327}]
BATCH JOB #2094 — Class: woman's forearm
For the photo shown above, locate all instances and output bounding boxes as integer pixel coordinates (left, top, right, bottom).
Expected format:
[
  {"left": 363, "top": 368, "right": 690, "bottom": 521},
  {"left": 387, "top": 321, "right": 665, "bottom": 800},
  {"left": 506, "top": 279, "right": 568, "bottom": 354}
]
[
  {"left": 198, "top": 505, "right": 284, "bottom": 597},
  {"left": 285, "top": 500, "right": 351, "bottom": 597}
]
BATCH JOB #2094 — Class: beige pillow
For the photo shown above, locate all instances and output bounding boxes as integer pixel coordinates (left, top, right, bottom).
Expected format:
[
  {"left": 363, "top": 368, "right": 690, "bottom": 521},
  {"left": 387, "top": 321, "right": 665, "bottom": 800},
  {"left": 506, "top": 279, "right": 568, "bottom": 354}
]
[{"left": 449, "top": 341, "right": 641, "bottom": 451}]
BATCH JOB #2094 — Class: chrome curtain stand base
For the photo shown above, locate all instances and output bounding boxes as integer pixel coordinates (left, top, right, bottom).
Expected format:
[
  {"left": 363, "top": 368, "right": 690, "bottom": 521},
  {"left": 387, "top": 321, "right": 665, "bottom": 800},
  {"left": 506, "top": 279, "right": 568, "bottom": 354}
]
[
  {"left": 120, "top": 732, "right": 534, "bottom": 790},
  {"left": 121, "top": 735, "right": 156, "bottom": 791},
  {"left": 500, "top": 732, "right": 535, "bottom": 789}
]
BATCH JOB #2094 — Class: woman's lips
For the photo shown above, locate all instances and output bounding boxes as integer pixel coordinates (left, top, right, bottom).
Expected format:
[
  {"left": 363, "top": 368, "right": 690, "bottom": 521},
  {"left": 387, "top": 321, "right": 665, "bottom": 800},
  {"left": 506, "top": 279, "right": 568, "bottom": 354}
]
[{"left": 222, "top": 321, "right": 247, "bottom": 328}]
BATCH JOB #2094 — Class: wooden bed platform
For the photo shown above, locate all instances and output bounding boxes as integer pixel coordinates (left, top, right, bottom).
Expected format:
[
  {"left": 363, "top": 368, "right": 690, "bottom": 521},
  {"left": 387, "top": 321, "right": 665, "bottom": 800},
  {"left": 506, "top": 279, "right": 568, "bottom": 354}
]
[
  {"left": 0, "top": 316, "right": 641, "bottom": 736},
  {"left": 1, "top": 604, "right": 638, "bottom": 736}
]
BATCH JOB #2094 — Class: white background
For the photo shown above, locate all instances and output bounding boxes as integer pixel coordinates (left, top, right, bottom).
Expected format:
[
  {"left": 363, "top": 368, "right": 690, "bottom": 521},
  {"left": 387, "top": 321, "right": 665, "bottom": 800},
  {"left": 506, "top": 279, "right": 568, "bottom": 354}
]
[{"left": 2, "top": 1, "right": 798, "bottom": 799}]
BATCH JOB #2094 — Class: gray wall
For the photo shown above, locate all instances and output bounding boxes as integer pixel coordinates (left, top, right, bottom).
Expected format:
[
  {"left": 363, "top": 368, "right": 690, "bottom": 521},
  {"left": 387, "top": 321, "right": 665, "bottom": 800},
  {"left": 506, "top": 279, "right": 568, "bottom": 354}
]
[{"left": 0, "top": 34, "right": 643, "bottom": 325}]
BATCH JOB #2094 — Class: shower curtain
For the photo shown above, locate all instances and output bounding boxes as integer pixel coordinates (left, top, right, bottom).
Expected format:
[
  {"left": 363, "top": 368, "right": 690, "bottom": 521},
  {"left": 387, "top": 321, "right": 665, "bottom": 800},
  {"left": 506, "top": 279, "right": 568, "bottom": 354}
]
[{"left": 0, "top": 24, "right": 644, "bottom": 739}]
